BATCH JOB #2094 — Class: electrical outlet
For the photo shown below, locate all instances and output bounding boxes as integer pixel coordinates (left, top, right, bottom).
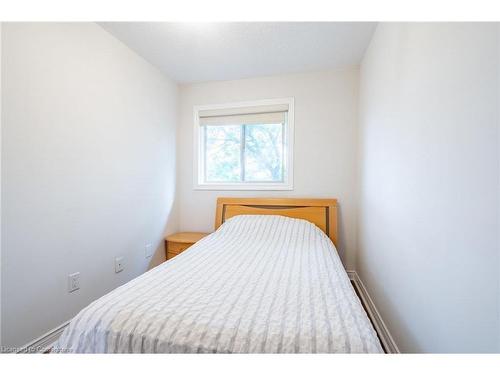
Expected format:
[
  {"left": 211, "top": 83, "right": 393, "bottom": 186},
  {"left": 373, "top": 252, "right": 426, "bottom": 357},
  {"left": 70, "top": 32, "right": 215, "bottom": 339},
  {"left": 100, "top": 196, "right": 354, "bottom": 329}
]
[
  {"left": 115, "top": 256, "right": 124, "bottom": 273},
  {"left": 68, "top": 272, "right": 80, "bottom": 293},
  {"left": 145, "top": 243, "right": 153, "bottom": 258}
]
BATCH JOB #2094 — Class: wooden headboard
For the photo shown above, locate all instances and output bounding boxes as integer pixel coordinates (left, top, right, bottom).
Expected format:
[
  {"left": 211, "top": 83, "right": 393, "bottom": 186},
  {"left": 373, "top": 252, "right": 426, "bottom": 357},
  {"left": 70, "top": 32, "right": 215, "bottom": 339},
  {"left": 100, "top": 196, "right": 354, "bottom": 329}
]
[{"left": 215, "top": 198, "right": 338, "bottom": 246}]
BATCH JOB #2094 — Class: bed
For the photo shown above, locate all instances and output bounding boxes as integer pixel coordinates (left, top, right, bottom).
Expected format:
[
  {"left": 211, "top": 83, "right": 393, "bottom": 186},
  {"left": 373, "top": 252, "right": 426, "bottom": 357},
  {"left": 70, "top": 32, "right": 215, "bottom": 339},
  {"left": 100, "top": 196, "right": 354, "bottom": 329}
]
[{"left": 55, "top": 198, "right": 383, "bottom": 353}]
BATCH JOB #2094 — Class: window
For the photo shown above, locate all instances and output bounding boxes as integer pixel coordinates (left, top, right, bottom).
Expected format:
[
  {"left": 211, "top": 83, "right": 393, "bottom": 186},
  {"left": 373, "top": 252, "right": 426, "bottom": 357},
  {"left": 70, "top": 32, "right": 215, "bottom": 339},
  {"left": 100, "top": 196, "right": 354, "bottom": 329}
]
[{"left": 194, "top": 98, "right": 294, "bottom": 190}]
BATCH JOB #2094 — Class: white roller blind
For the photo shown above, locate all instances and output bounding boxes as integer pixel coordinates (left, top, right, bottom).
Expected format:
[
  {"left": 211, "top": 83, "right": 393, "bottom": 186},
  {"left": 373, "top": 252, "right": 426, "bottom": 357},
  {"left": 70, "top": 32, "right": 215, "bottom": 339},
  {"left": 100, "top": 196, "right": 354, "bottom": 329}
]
[{"left": 199, "top": 103, "right": 288, "bottom": 126}]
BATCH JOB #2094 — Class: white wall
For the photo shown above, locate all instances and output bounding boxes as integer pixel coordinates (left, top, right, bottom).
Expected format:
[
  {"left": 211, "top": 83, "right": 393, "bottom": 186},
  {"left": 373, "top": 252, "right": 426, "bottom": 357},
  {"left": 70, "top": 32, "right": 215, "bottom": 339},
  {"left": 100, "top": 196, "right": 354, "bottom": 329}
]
[
  {"left": 0, "top": 22, "right": 3, "bottom": 347},
  {"left": 1, "top": 23, "right": 178, "bottom": 347},
  {"left": 176, "top": 69, "right": 360, "bottom": 268},
  {"left": 358, "top": 23, "right": 499, "bottom": 353},
  {"left": 498, "top": 24, "right": 500, "bottom": 349}
]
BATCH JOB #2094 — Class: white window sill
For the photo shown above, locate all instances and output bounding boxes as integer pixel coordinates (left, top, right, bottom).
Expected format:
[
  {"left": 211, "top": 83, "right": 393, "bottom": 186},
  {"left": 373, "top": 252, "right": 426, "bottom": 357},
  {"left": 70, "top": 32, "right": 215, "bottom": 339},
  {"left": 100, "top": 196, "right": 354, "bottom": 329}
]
[{"left": 194, "top": 183, "right": 294, "bottom": 191}]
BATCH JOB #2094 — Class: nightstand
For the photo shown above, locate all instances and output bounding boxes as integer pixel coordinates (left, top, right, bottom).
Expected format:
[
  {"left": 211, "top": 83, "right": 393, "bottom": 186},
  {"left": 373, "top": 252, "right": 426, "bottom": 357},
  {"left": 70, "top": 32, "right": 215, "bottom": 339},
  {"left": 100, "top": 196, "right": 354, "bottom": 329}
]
[{"left": 165, "top": 232, "right": 210, "bottom": 260}]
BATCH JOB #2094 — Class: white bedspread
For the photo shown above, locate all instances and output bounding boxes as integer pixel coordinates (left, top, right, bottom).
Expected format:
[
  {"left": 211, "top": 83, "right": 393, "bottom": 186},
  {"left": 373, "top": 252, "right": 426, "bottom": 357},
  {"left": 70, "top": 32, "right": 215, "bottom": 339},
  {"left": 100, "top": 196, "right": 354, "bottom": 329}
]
[{"left": 56, "top": 215, "right": 383, "bottom": 353}]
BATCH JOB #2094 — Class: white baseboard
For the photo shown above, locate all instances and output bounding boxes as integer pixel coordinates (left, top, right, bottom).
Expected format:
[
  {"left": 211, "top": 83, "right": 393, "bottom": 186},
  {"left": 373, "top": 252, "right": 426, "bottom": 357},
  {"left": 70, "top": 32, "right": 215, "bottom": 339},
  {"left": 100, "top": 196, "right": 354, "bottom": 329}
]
[
  {"left": 17, "top": 320, "right": 70, "bottom": 354},
  {"left": 347, "top": 270, "right": 400, "bottom": 354}
]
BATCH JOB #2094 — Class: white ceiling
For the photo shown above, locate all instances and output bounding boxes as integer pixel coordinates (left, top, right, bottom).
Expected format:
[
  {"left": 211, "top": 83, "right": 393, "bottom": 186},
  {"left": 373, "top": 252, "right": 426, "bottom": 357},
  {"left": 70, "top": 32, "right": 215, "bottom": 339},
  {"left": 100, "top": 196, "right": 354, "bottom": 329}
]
[{"left": 100, "top": 22, "right": 376, "bottom": 83}]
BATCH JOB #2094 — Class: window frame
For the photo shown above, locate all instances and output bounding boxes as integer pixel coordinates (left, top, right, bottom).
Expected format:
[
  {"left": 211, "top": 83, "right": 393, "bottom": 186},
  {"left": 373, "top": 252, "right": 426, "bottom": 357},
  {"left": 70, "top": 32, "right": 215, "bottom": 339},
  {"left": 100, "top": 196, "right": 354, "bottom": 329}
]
[{"left": 193, "top": 97, "right": 294, "bottom": 191}]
